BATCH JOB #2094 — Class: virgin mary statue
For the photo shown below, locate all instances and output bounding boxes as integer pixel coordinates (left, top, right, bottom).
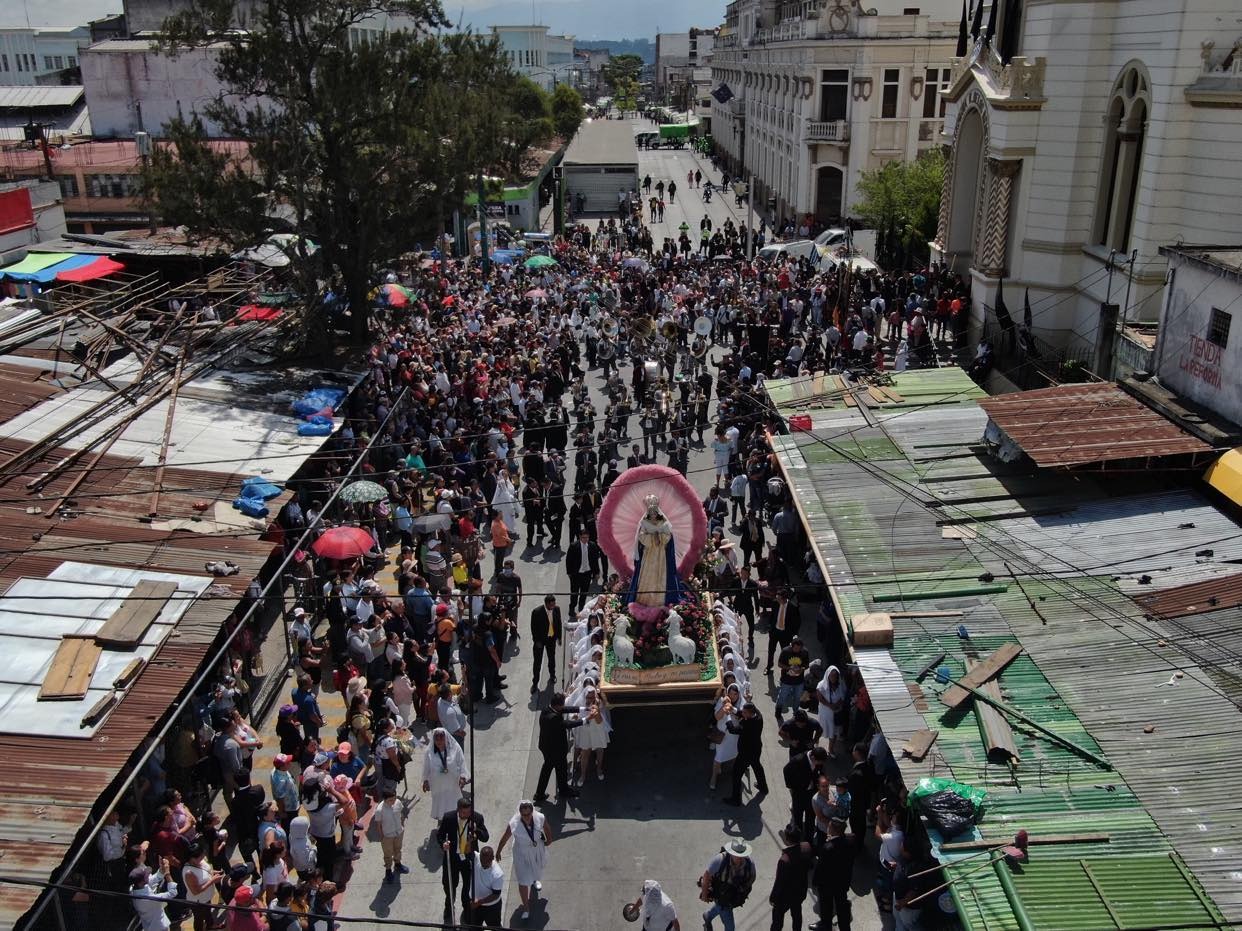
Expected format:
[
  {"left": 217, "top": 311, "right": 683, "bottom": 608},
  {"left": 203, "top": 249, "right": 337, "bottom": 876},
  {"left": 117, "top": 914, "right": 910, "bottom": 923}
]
[{"left": 626, "top": 494, "right": 685, "bottom": 607}]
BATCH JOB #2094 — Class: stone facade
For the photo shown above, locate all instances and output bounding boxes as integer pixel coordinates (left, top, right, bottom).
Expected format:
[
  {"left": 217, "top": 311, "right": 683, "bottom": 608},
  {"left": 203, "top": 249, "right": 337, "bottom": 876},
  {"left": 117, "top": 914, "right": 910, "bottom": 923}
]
[
  {"left": 935, "top": 0, "right": 1242, "bottom": 362},
  {"left": 710, "top": 0, "right": 959, "bottom": 225}
]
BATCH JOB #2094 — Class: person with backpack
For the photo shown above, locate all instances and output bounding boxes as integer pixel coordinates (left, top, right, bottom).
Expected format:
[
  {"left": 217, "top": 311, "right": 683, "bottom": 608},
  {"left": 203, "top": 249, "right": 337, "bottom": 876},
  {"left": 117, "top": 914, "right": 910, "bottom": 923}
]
[{"left": 699, "top": 838, "right": 757, "bottom": 931}]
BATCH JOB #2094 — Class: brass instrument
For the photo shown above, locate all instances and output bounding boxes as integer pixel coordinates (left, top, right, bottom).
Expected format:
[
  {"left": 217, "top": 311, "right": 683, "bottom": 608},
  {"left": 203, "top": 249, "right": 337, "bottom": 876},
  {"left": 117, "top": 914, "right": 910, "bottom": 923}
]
[
  {"left": 691, "top": 337, "right": 708, "bottom": 359},
  {"left": 597, "top": 337, "right": 616, "bottom": 360},
  {"left": 660, "top": 320, "right": 679, "bottom": 340},
  {"left": 601, "top": 317, "right": 620, "bottom": 339},
  {"left": 629, "top": 315, "right": 656, "bottom": 344}
]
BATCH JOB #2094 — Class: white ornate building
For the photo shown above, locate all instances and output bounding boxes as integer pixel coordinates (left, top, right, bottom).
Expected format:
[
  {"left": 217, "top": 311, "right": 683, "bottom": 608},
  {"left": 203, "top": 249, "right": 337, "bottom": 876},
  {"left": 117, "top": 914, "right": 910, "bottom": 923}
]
[
  {"left": 710, "top": 0, "right": 959, "bottom": 224},
  {"left": 934, "top": 0, "right": 1242, "bottom": 367}
]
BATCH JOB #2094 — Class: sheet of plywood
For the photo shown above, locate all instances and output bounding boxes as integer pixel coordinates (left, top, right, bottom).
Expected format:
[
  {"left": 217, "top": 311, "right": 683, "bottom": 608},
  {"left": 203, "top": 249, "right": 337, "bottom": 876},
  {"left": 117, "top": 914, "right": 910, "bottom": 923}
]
[
  {"left": 39, "top": 635, "right": 102, "bottom": 701},
  {"left": 902, "top": 728, "right": 939, "bottom": 761},
  {"left": 94, "top": 580, "right": 179, "bottom": 648},
  {"left": 940, "top": 643, "right": 1023, "bottom": 709}
]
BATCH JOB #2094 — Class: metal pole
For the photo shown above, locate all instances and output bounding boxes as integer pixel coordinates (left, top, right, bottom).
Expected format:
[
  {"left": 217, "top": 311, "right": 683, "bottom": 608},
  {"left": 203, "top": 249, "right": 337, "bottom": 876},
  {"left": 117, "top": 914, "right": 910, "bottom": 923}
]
[
  {"left": 1120, "top": 248, "right": 1138, "bottom": 330},
  {"left": 478, "top": 172, "right": 490, "bottom": 277}
]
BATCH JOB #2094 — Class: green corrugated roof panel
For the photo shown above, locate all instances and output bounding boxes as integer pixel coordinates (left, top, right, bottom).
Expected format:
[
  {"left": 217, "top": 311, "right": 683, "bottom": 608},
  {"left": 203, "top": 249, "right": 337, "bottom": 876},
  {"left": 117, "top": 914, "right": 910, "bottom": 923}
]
[
  {"left": 888, "top": 634, "right": 1229, "bottom": 930},
  {"left": 802, "top": 436, "right": 904, "bottom": 463}
]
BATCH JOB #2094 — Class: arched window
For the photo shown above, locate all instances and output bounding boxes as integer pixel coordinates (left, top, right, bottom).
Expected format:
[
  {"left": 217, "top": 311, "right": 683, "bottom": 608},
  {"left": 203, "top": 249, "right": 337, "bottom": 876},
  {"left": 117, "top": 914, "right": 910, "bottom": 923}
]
[{"left": 1093, "top": 63, "right": 1150, "bottom": 252}]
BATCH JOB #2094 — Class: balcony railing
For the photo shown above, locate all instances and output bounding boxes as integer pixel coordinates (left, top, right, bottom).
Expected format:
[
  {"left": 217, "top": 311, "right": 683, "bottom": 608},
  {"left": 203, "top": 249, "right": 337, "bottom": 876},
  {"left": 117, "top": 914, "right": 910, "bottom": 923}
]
[{"left": 805, "top": 119, "right": 849, "bottom": 142}]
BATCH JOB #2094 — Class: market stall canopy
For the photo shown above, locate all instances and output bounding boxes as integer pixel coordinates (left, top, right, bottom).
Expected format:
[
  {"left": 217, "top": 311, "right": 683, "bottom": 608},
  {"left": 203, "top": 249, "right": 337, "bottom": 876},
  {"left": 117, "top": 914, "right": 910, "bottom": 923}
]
[
  {"left": 1204, "top": 448, "right": 1242, "bottom": 507},
  {"left": 0, "top": 253, "right": 98, "bottom": 283},
  {"left": 232, "top": 234, "right": 318, "bottom": 268},
  {"left": 55, "top": 256, "right": 125, "bottom": 283}
]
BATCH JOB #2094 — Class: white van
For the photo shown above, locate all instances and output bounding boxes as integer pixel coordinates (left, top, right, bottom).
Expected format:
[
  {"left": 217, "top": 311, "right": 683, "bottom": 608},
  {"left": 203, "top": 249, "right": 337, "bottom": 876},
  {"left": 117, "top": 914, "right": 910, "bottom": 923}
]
[{"left": 758, "top": 239, "right": 819, "bottom": 263}]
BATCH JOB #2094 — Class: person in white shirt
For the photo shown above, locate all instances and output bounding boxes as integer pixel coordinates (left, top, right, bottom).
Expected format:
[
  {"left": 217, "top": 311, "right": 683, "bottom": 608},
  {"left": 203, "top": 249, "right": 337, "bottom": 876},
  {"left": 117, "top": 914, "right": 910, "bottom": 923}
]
[
  {"left": 470, "top": 846, "right": 505, "bottom": 928},
  {"left": 129, "top": 862, "right": 177, "bottom": 931},
  {"left": 377, "top": 789, "right": 409, "bottom": 884},
  {"left": 97, "top": 810, "right": 128, "bottom": 883}
]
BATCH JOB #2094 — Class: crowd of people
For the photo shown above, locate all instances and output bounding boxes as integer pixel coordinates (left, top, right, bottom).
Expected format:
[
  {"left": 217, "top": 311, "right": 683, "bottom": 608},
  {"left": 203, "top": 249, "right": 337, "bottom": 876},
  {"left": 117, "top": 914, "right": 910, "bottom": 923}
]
[{"left": 98, "top": 144, "right": 969, "bottom": 931}]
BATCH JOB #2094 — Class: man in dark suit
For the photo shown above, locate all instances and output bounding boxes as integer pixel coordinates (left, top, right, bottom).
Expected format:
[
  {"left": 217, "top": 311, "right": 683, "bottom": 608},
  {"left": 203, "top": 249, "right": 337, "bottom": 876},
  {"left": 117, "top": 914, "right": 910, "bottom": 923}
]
[
  {"left": 533, "top": 692, "right": 582, "bottom": 803},
  {"left": 783, "top": 747, "right": 827, "bottom": 838},
  {"left": 565, "top": 530, "right": 603, "bottom": 613},
  {"left": 436, "top": 796, "right": 489, "bottom": 919},
  {"left": 529, "top": 595, "right": 562, "bottom": 694}
]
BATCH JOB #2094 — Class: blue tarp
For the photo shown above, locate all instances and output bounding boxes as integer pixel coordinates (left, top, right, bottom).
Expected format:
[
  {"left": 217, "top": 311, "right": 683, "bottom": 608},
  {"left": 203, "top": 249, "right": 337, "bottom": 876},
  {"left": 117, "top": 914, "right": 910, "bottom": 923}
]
[
  {"left": 291, "top": 386, "right": 348, "bottom": 416},
  {"left": 2, "top": 254, "right": 99, "bottom": 283},
  {"left": 240, "top": 476, "right": 282, "bottom": 500}
]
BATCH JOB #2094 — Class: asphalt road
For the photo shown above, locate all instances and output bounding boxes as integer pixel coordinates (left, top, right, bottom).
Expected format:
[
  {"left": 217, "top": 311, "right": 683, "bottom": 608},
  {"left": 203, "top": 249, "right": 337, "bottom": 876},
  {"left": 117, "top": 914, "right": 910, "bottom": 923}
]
[{"left": 341, "top": 137, "right": 885, "bottom": 931}]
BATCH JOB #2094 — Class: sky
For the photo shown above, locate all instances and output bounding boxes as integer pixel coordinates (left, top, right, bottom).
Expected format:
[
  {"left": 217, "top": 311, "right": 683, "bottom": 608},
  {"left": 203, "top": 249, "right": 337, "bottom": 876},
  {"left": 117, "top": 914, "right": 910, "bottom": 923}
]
[{"left": 0, "top": 0, "right": 725, "bottom": 40}]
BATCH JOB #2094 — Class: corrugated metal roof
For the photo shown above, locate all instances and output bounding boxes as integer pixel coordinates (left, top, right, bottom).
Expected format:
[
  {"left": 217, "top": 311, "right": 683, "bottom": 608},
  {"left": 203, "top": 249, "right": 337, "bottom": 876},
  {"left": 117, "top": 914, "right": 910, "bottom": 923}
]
[
  {"left": 1133, "top": 571, "right": 1242, "bottom": 619},
  {"left": 767, "top": 367, "right": 1242, "bottom": 926},
  {"left": 0, "top": 86, "right": 84, "bottom": 109},
  {"left": 563, "top": 118, "right": 637, "bottom": 166},
  {"left": 977, "top": 382, "right": 1212, "bottom": 468}
]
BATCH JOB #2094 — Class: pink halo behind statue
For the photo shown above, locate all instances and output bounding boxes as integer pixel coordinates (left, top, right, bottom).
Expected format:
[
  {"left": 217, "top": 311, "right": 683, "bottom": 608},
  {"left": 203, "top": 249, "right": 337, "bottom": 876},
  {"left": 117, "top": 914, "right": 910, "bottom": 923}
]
[{"left": 596, "top": 464, "right": 707, "bottom": 580}]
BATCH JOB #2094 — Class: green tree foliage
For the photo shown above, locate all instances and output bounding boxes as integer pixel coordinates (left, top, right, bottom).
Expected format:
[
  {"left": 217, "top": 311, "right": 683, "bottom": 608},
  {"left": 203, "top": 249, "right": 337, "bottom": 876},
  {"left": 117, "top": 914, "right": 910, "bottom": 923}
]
[
  {"left": 550, "top": 83, "right": 585, "bottom": 139},
  {"left": 499, "top": 76, "right": 554, "bottom": 178},
  {"left": 143, "top": 0, "right": 514, "bottom": 345},
  {"left": 602, "top": 53, "right": 643, "bottom": 90},
  {"left": 852, "top": 147, "right": 946, "bottom": 268}
]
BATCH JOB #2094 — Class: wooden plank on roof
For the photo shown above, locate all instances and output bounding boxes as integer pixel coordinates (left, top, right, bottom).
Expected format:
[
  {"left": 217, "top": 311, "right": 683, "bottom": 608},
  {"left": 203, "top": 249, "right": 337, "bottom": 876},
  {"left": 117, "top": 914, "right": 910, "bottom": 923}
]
[
  {"left": 94, "top": 580, "right": 179, "bottom": 648},
  {"left": 940, "top": 643, "right": 1023, "bottom": 709},
  {"left": 901, "top": 728, "right": 939, "bottom": 761},
  {"left": 39, "top": 635, "right": 101, "bottom": 701}
]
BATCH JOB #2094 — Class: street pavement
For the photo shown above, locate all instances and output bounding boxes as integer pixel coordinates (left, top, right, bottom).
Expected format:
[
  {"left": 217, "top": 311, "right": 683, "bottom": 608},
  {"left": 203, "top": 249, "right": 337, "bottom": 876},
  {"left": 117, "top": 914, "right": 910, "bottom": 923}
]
[{"left": 324, "top": 137, "right": 885, "bottom": 931}]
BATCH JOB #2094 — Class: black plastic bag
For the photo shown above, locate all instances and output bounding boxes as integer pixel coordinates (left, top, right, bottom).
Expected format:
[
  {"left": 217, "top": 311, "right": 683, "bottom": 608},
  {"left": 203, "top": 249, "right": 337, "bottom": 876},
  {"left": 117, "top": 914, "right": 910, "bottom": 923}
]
[{"left": 915, "top": 789, "right": 978, "bottom": 839}]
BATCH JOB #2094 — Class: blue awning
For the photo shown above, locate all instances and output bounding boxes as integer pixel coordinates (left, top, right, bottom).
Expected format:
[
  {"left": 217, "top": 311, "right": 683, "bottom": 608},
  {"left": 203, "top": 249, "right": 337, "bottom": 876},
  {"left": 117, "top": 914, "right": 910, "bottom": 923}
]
[{"left": 1, "top": 254, "right": 99, "bottom": 283}]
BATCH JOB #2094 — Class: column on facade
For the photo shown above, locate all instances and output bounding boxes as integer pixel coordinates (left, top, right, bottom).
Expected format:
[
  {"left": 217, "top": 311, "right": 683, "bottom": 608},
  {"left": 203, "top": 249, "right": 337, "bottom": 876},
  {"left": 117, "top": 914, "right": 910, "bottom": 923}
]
[{"left": 976, "top": 157, "right": 1021, "bottom": 276}]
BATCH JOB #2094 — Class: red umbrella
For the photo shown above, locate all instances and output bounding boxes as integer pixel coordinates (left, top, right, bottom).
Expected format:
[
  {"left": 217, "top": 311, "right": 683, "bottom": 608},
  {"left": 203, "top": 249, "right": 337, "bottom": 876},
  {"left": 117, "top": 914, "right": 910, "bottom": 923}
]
[{"left": 311, "top": 526, "right": 375, "bottom": 560}]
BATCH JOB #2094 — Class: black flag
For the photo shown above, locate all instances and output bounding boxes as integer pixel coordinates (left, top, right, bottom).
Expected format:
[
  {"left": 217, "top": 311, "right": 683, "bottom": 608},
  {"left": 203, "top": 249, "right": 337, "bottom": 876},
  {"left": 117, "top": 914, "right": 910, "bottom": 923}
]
[
  {"left": 970, "top": 0, "right": 984, "bottom": 39},
  {"left": 711, "top": 83, "right": 735, "bottom": 104},
  {"left": 994, "top": 277, "right": 1015, "bottom": 332},
  {"left": 985, "top": 0, "right": 1000, "bottom": 44},
  {"left": 957, "top": 0, "right": 969, "bottom": 56}
]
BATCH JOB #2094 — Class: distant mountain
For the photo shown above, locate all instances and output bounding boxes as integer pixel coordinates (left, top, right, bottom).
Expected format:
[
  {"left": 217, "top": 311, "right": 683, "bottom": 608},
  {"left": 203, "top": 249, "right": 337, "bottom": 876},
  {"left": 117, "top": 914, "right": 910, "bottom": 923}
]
[{"left": 574, "top": 38, "right": 654, "bottom": 63}]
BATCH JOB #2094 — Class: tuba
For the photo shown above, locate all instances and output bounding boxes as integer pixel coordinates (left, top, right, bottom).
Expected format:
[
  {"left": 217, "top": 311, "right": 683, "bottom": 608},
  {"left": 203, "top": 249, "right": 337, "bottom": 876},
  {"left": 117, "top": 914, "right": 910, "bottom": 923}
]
[
  {"left": 691, "top": 337, "right": 708, "bottom": 359},
  {"left": 597, "top": 337, "right": 616, "bottom": 360},
  {"left": 601, "top": 317, "right": 620, "bottom": 339},
  {"left": 661, "top": 320, "right": 679, "bottom": 340},
  {"left": 629, "top": 315, "right": 656, "bottom": 345}
]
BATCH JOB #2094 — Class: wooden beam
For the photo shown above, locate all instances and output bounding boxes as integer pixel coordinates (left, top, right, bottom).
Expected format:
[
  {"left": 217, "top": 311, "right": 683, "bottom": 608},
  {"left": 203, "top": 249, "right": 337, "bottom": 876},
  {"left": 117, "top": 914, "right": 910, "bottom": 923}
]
[
  {"left": 94, "top": 580, "right": 179, "bottom": 649},
  {"left": 902, "top": 728, "right": 939, "bottom": 761},
  {"left": 149, "top": 351, "right": 186, "bottom": 517},
  {"left": 39, "top": 635, "right": 102, "bottom": 701},
  {"left": 940, "top": 644, "right": 1023, "bottom": 709}
]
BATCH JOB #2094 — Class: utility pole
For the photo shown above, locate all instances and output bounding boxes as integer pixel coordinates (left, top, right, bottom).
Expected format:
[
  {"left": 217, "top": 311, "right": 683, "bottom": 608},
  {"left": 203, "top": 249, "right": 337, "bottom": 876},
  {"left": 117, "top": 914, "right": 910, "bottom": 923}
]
[
  {"left": 478, "top": 171, "right": 490, "bottom": 276},
  {"left": 135, "top": 130, "right": 157, "bottom": 234}
]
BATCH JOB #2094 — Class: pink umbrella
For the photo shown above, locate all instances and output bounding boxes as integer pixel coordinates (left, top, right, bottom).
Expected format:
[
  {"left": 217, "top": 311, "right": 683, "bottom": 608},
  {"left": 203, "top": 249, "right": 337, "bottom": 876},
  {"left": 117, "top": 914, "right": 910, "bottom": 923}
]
[
  {"left": 596, "top": 464, "right": 707, "bottom": 579},
  {"left": 525, "top": 288, "right": 547, "bottom": 299}
]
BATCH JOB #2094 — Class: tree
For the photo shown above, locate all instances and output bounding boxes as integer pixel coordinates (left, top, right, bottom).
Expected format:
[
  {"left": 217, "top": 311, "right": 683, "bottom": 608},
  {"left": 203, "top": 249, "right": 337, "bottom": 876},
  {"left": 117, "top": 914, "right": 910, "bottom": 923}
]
[
  {"left": 852, "top": 147, "right": 946, "bottom": 268},
  {"left": 550, "top": 83, "right": 584, "bottom": 139},
  {"left": 499, "top": 76, "right": 554, "bottom": 179},
  {"left": 143, "top": 0, "right": 515, "bottom": 346},
  {"left": 602, "top": 52, "right": 643, "bottom": 95}
]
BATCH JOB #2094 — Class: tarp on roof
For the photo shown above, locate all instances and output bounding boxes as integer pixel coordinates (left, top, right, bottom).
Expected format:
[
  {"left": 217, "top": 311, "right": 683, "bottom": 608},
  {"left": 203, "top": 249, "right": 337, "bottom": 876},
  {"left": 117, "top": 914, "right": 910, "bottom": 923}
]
[
  {"left": 0, "top": 252, "right": 75, "bottom": 279},
  {"left": 54, "top": 255, "right": 125, "bottom": 283},
  {"left": 2, "top": 254, "right": 97, "bottom": 283}
]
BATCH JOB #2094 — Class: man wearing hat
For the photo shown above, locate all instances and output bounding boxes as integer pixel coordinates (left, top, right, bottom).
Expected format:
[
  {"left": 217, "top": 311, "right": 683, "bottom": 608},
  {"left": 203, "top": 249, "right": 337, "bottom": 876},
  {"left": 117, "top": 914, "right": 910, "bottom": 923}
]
[{"left": 699, "top": 838, "right": 757, "bottom": 931}]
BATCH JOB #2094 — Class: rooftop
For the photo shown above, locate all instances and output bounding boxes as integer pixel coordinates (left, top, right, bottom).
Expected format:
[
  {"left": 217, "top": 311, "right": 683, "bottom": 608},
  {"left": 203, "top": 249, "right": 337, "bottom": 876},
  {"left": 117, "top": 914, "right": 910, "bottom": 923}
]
[
  {"left": 1160, "top": 244, "right": 1242, "bottom": 281},
  {"left": 767, "top": 368, "right": 1242, "bottom": 926},
  {"left": 977, "top": 382, "right": 1214, "bottom": 469},
  {"left": 0, "top": 85, "right": 84, "bottom": 109},
  {"left": 563, "top": 118, "right": 638, "bottom": 167}
]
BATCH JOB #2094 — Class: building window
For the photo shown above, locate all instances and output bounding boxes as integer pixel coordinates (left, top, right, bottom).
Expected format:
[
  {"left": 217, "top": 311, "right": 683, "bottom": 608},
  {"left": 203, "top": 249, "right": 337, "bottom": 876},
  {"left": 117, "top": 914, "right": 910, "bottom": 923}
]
[
  {"left": 85, "top": 173, "right": 139, "bottom": 198},
  {"left": 1208, "top": 308, "right": 1232, "bottom": 349},
  {"left": 1093, "top": 63, "right": 1149, "bottom": 252},
  {"left": 881, "top": 68, "right": 900, "bottom": 118},
  {"left": 1, "top": 54, "right": 7, "bottom": 71},
  {"left": 53, "top": 56, "right": 64, "bottom": 69},
  {"left": 922, "top": 67, "right": 951, "bottom": 118},
  {"left": 819, "top": 69, "right": 848, "bottom": 121},
  {"left": 57, "top": 176, "right": 79, "bottom": 198},
  {"left": 68, "top": 56, "right": 76, "bottom": 67},
  {"left": 43, "top": 56, "right": 53, "bottom": 70}
]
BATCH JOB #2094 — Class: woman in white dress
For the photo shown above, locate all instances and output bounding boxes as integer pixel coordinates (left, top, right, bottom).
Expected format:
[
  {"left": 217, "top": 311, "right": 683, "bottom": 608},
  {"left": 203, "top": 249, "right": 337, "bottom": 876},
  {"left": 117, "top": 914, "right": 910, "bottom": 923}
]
[
  {"left": 816, "top": 665, "right": 848, "bottom": 756},
  {"left": 709, "top": 683, "right": 744, "bottom": 790},
  {"left": 420, "top": 727, "right": 469, "bottom": 820},
  {"left": 495, "top": 800, "right": 553, "bottom": 920},
  {"left": 491, "top": 471, "right": 519, "bottom": 533},
  {"left": 573, "top": 685, "right": 612, "bottom": 782}
]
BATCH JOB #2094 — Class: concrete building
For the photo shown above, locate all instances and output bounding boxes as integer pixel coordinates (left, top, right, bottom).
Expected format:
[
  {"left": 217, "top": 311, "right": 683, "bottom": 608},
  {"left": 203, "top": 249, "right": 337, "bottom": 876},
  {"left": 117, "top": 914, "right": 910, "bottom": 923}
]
[
  {"left": 0, "top": 180, "right": 68, "bottom": 264},
  {"left": 1153, "top": 246, "right": 1242, "bottom": 425},
  {"left": 491, "top": 25, "right": 578, "bottom": 91},
  {"left": 711, "top": 0, "right": 958, "bottom": 227},
  {"left": 933, "top": 0, "right": 1242, "bottom": 370},
  {"left": 81, "top": 39, "right": 231, "bottom": 138},
  {"left": 575, "top": 47, "right": 611, "bottom": 99},
  {"left": 655, "top": 29, "right": 716, "bottom": 100},
  {"left": 0, "top": 27, "right": 91, "bottom": 86}
]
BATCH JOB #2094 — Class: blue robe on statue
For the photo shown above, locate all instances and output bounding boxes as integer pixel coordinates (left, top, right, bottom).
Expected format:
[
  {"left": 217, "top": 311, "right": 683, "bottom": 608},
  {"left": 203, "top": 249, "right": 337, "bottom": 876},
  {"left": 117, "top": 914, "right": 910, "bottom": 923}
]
[{"left": 625, "top": 536, "right": 685, "bottom": 607}]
